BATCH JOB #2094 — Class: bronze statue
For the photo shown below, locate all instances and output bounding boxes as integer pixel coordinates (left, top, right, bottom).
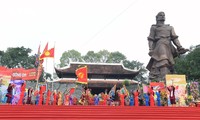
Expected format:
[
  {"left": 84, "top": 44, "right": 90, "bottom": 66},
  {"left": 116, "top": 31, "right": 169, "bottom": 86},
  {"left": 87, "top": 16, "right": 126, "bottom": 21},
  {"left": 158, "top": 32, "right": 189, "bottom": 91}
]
[{"left": 146, "top": 12, "right": 188, "bottom": 82}]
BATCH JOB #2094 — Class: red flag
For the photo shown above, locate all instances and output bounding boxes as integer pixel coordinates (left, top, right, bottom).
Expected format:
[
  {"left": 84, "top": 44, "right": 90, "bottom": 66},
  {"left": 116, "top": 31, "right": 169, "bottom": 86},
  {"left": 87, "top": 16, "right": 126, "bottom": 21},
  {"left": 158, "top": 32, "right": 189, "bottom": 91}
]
[
  {"left": 75, "top": 66, "right": 88, "bottom": 84},
  {"left": 40, "top": 48, "right": 54, "bottom": 59}
]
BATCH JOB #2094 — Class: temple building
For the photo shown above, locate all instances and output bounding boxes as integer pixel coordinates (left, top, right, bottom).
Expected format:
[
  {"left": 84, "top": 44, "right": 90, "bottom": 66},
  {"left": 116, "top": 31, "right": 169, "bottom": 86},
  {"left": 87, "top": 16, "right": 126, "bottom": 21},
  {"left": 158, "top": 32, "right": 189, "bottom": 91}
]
[{"left": 55, "top": 62, "right": 140, "bottom": 94}]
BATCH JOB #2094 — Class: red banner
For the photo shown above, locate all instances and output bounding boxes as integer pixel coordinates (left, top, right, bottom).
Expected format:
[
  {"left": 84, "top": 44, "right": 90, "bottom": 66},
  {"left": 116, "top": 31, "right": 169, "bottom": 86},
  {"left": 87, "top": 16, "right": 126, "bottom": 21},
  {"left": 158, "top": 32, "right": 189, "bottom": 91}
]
[
  {"left": 11, "top": 68, "right": 37, "bottom": 80},
  {"left": 0, "top": 66, "right": 37, "bottom": 80}
]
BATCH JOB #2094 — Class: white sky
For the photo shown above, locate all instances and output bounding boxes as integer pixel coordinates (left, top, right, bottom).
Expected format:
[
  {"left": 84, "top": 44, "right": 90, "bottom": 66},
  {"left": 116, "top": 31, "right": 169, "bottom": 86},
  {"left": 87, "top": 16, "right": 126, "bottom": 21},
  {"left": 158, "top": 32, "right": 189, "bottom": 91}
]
[{"left": 0, "top": 0, "right": 199, "bottom": 73}]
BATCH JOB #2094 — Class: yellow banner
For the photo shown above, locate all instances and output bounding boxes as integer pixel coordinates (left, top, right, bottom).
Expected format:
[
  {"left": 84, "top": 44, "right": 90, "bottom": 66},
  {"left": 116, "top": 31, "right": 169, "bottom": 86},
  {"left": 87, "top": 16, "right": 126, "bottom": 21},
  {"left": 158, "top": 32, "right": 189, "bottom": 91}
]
[
  {"left": 1, "top": 75, "right": 11, "bottom": 86},
  {"left": 166, "top": 74, "right": 187, "bottom": 106}
]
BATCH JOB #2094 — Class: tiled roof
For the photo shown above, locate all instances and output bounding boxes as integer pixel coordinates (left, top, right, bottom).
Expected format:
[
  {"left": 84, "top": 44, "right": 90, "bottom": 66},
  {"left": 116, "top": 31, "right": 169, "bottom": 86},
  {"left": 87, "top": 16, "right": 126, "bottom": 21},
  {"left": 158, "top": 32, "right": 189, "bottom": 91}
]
[{"left": 55, "top": 62, "right": 140, "bottom": 80}]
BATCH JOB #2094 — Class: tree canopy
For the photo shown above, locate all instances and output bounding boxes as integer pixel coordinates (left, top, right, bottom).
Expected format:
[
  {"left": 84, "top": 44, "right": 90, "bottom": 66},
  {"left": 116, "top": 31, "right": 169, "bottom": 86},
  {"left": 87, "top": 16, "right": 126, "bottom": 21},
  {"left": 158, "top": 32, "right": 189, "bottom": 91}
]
[
  {"left": 174, "top": 46, "right": 200, "bottom": 81},
  {"left": 60, "top": 49, "right": 83, "bottom": 67},
  {"left": 0, "top": 46, "right": 35, "bottom": 68}
]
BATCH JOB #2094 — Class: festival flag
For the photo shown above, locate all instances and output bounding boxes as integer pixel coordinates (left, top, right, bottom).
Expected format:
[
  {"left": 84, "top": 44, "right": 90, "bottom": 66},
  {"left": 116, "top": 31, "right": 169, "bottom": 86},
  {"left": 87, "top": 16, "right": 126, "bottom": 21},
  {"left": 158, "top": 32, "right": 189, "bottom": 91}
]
[
  {"left": 109, "top": 84, "right": 116, "bottom": 99},
  {"left": 75, "top": 66, "right": 88, "bottom": 84},
  {"left": 40, "top": 47, "right": 55, "bottom": 59},
  {"left": 68, "top": 86, "right": 77, "bottom": 95}
]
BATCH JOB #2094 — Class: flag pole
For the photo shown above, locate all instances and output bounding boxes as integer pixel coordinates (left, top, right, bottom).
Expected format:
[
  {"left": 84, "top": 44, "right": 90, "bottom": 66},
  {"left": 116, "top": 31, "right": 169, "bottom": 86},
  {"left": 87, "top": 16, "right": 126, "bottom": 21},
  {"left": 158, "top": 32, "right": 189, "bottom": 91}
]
[
  {"left": 36, "top": 42, "right": 41, "bottom": 91},
  {"left": 52, "top": 41, "right": 56, "bottom": 92}
]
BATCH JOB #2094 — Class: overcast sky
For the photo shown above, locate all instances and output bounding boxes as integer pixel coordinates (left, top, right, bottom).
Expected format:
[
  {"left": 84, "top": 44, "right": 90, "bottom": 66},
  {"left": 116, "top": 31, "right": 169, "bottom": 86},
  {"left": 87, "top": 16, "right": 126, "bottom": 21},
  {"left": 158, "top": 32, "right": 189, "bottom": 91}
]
[{"left": 0, "top": 0, "right": 199, "bottom": 73}]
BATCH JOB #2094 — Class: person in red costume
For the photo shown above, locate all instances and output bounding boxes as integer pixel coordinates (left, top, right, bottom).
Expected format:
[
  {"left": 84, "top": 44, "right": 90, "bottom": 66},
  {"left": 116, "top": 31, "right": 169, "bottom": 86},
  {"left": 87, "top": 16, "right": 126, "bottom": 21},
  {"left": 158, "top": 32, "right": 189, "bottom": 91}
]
[
  {"left": 73, "top": 97, "right": 78, "bottom": 105},
  {"left": 18, "top": 81, "right": 26, "bottom": 105},
  {"left": 149, "top": 86, "right": 155, "bottom": 106},
  {"left": 38, "top": 86, "right": 45, "bottom": 105},
  {"left": 134, "top": 89, "right": 139, "bottom": 106},
  {"left": 102, "top": 89, "right": 109, "bottom": 105},
  {"left": 64, "top": 93, "right": 70, "bottom": 105},
  {"left": 53, "top": 90, "right": 57, "bottom": 105},
  {"left": 46, "top": 90, "right": 51, "bottom": 105},
  {"left": 79, "top": 90, "right": 86, "bottom": 105},
  {"left": 117, "top": 90, "right": 126, "bottom": 106}
]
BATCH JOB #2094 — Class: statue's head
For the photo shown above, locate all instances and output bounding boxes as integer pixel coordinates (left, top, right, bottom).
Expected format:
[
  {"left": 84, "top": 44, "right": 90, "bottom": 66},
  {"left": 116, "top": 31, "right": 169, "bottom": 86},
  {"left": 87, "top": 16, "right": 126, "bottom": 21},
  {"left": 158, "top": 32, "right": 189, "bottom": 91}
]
[{"left": 156, "top": 11, "right": 165, "bottom": 21}]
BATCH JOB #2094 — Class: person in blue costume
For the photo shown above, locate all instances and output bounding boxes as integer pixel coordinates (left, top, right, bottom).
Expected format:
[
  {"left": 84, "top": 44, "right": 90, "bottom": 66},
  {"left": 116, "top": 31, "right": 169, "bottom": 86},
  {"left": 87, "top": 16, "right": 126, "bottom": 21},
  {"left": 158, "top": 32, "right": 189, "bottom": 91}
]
[
  {"left": 94, "top": 94, "right": 99, "bottom": 105},
  {"left": 35, "top": 93, "right": 40, "bottom": 105},
  {"left": 144, "top": 93, "right": 150, "bottom": 106},
  {"left": 129, "top": 95, "right": 134, "bottom": 106},
  {"left": 156, "top": 90, "right": 161, "bottom": 106},
  {"left": 69, "top": 95, "right": 73, "bottom": 105}
]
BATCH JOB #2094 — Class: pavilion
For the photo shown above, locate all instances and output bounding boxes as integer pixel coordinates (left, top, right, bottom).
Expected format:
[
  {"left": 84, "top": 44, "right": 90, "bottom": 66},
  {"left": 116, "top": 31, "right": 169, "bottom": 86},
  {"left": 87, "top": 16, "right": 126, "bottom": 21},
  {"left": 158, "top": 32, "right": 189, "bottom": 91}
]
[{"left": 55, "top": 62, "right": 140, "bottom": 94}]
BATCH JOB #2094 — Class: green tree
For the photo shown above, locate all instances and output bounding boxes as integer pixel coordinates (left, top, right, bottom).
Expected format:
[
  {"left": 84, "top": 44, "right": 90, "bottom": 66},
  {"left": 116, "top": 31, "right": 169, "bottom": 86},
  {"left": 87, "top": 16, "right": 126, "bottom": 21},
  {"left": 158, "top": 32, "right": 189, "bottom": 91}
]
[
  {"left": 0, "top": 46, "right": 35, "bottom": 68},
  {"left": 107, "top": 51, "right": 126, "bottom": 63},
  {"left": 83, "top": 51, "right": 100, "bottom": 63},
  {"left": 83, "top": 50, "right": 110, "bottom": 63},
  {"left": 0, "top": 50, "right": 5, "bottom": 66},
  {"left": 174, "top": 46, "right": 200, "bottom": 81},
  {"left": 98, "top": 50, "right": 110, "bottom": 63},
  {"left": 60, "top": 49, "right": 83, "bottom": 67}
]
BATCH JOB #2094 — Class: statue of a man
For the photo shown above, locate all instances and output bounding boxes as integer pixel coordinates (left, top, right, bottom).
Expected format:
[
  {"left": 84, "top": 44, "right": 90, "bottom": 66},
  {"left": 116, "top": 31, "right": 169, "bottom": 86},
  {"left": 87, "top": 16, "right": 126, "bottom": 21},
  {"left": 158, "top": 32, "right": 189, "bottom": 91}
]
[{"left": 146, "top": 12, "right": 188, "bottom": 82}]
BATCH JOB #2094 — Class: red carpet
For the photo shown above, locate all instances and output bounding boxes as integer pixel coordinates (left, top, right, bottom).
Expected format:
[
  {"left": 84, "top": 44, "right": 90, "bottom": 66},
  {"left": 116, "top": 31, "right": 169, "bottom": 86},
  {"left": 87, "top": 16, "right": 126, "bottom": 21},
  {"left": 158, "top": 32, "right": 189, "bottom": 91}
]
[{"left": 0, "top": 105, "right": 200, "bottom": 120}]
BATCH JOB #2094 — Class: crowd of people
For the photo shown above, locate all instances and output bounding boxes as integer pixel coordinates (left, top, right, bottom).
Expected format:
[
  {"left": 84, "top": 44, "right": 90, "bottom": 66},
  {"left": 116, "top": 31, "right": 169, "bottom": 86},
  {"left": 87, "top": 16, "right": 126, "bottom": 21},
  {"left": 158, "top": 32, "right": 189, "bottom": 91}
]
[{"left": 2, "top": 81, "right": 188, "bottom": 107}]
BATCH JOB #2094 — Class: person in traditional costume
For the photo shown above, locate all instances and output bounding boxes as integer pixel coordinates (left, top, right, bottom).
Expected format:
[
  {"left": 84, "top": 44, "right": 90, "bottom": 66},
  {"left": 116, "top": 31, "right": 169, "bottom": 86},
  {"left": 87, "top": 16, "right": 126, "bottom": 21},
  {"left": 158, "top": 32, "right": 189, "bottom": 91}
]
[
  {"left": 6, "top": 83, "right": 14, "bottom": 104},
  {"left": 118, "top": 90, "right": 127, "bottom": 106},
  {"left": 102, "top": 89, "right": 109, "bottom": 105},
  {"left": 144, "top": 93, "right": 150, "bottom": 106},
  {"left": 167, "top": 85, "right": 176, "bottom": 106},
  {"left": 17, "top": 82, "right": 26, "bottom": 105},
  {"left": 94, "top": 94, "right": 99, "bottom": 105},
  {"left": 133, "top": 89, "right": 139, "bottom": 106},
  {"left": 73, "top": 97, "right": 78, "bottom": 105},
  {"left": 79, "top": 89, "right": 86, "bottom": 105},
  {"left": 129, "top": 95, "right": 134, "bottom": 106},
  {"left": 26, "top": 87, "right": 33, "bottom": 104},
  {"left": 64, "top": 93, "right": 70, "bottom": 106},
  {"left": 156, "top": 90, "right": 161, "bottom": 106},
  {"left": 69, "top": 95, "right": 73, "bottom": 105},
  {"left": 149, "top": 87, "right": 155, "bottom": 106},
  {"left": 46, "top": 90, "right": 51, "bottom": 105},
  {"left": 34, "top": 90, "right": 39, "bottom": 105},
  {"left": 39, "top": 86, "right": 45, "bottom": 105},
  {"left": 23, "top": 89, "right": 28, "bottom": 104},
  {"left": 88, "top": 94, "right": 94, "bottom": 105},
  {"left": 57, "top": 91, "right": 62, "bottom": 106},
  {"left": 53, "top": 90, "right": 57, "bottom": 105}
]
